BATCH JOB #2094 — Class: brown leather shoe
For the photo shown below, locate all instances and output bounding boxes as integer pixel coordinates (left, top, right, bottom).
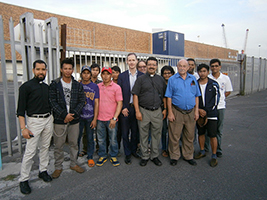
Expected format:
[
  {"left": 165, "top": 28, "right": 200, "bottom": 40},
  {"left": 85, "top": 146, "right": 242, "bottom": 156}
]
[
  {"left": 52, "top": 169, "right": 63, "bottom": 179},
  {"left": 70, "top": 165, "right": 85, "bottom": 173}
]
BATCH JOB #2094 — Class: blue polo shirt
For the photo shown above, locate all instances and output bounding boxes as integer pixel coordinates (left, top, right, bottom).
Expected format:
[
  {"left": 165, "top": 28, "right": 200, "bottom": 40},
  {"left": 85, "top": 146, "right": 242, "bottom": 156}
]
[{"left": 165, "top": 73, "right": 201, "bottom": 110}]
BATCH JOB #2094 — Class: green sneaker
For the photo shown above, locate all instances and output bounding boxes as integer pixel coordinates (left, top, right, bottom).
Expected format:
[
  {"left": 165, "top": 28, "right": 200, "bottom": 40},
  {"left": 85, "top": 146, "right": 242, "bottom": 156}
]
[
  {"left": 96, "top": 157, "right": 107, "bottom": 166},
  {"left": 110, "top": 157, "right": 120, "bottom": 167}
]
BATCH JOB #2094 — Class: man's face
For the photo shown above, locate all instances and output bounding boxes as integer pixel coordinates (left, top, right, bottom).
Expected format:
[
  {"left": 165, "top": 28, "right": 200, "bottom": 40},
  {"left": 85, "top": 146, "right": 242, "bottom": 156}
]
[
  {"left": 137, "top": 62, "right": 147, "bottom": 73},
  {"left": 177, "top": 60, "right": 189, "bottom": 76},
  {"left": 162, "top": 70, "right": 173, "bottom": 81},
  {"left": 198, "top": 68, "right": 209, "bottom": 80},
  {"left": 81, "top": 70, "right": 91, "bottom": 82},
  {"left": 91, "top": 67, "right": 100, "bottom": 78},
  {"left": 33, "top": 63, "right": 47, "bottom": 81},
  {"left": 188, "top": 60, "right": 196, "bottom": 74},
  {"left": 61, "top": 64, "right": 74, "bottom": 79},
  {"left": 101, "top": 71, "right": 112, "bottom": 84},
  {"left": 127, "top": 55, "right": 138, "bottom": 70},
  {"left": 210, "top": 62, "right": 221, "bottom": 74},
  {"left": 112, "top": 70, "right": 120, "bottom": 81},
  {"left": 147, "top": 60, "right": 157, "bottom": 75}
]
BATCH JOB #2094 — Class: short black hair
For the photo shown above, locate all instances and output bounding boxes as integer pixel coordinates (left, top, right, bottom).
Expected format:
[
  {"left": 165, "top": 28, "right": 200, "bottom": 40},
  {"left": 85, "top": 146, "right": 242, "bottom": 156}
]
[
  {"left": 210, "top": 58, "right": 221, "bottom": 66},
  {"left": 91, "top": 63, "right": 101, "bottom": 72},
  {"left": 111, "top": 66, "right": 121, "bottom": 73},
  {"left": 146, "top": 57, "right": 158, "bottom": 66},
  {"left": 127, "top": 53, "right": 137, "bottom": 60},
  {"left": 161, "top": 65, "right": 175, "bottom": 76},
  {"left": 33, "top": 60, "right": 47, "bottom": 69},
  {"left": 197, "top": 63, "right": 209, "bottom": 72},
  {"left": 187, "top": 58, "right": 196, "bottom": 64},
  {"left": 61, "top": 58, "right": 74, "bottom": 69}
]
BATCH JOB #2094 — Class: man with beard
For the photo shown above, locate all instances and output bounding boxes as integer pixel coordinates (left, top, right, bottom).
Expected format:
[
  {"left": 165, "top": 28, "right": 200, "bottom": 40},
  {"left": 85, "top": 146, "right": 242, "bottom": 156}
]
[{"left": 17, "top": 60, "right": 53, "bottom": 194}]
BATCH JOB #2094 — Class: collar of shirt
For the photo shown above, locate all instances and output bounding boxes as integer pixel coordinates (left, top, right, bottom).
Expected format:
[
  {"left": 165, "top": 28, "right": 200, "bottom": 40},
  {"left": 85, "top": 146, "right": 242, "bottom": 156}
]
[
  {"left": 175, "top": 72, "right": 193, "bottom": 80},
  {"left": 128, "top": 70, "right": 138, "bottom": 77},
  {"left": 99, "top": 80, "right": 114, "bottom": 87}
]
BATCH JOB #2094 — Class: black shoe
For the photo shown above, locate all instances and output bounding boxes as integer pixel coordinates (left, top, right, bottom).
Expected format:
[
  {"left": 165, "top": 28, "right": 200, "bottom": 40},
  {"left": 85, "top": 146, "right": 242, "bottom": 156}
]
[
  {"left": 151, "top": 157, "right": 162, "bottom": 166},
  {"left": 139, "top": 159, "right": 149, "bottom": 166},
  {"left": 124, "top": 155, "right": 132, "bottom": 165},
  {"left": 132, "top": 152, "right": 140, "bottom": 158},
  {"left": 20, "top": 180, "right": 31, "bottom": 194},
  {"left": 184, "top": 158, "right": 197, "bottom": 166},
  {"left": 170, "top": 159, "right": 178, "bottom": 166},
  {"left": 38, "top": 171, "right": 52, "bottom": 182},
  {"left": 216, "top": 152, "right": 222, "bottom": 158}
]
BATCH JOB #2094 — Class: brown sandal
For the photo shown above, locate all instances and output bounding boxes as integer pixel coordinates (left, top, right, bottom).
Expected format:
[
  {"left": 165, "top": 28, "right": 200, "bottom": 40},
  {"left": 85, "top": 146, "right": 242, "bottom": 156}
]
[{"left": 78, "top": 151, "right": 87, "bottom": 157}]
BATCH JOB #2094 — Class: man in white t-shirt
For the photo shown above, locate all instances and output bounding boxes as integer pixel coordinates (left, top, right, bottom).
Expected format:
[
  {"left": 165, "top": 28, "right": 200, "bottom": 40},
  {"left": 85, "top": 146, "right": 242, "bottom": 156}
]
[{"left": 205, "top": 58, "right": 233, "bottom": 157}]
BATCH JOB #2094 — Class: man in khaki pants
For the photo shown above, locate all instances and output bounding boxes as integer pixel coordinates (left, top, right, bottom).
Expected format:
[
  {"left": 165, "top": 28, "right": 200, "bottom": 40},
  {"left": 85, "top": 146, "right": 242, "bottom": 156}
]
[
  {"left": 17, "top": 60, "right": 53, "bottom": 194},
  {"left": 49, "top": 58, "right": 85, "bottom": 178},
  {"left": 165, "top": 59, "right": 201, "bottom": 166}
]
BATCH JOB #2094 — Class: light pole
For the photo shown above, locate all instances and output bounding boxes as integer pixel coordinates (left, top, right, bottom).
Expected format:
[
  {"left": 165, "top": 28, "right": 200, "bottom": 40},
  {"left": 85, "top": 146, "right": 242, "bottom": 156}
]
[{"left": 259, "top": 44, "right": 261, "bottom": 57}]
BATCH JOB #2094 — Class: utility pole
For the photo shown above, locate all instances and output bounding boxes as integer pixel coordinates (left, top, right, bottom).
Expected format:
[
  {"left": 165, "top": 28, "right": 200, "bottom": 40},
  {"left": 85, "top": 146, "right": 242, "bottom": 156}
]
[{"left": 221, "top": 24, "right": 228, "bottom": 48}]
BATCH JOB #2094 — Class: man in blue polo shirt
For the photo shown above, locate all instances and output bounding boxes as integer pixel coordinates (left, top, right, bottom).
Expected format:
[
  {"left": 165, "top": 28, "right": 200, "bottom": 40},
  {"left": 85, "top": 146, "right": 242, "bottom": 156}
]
[{"left": 165, "top": 59, "right": 201, "bottom": 166}]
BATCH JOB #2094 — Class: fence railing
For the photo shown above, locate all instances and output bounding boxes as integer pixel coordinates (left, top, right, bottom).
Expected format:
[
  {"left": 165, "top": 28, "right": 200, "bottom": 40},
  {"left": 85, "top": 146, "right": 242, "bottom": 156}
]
[{"left": 1, "top": 13, "right": 267, "bottom": 158}]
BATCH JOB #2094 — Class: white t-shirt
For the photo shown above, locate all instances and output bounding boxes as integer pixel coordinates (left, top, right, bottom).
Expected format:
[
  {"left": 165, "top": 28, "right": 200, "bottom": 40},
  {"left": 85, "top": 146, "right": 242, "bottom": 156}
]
[
  {"left": 200, "top": 83, "right": 207, "bottom": 107},
  {"left": 208, "top": 72, "right": 233, "bottom": 109},
  {"left": 194, "top": 72, "right": 199, "bottom": 80},
  {"left": 61, "top": 79, "right": 72, "bottom": 113}
]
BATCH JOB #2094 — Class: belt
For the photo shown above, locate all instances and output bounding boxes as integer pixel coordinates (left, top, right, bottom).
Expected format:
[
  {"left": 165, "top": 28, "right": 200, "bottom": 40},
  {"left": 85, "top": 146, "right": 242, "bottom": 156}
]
[
  {"left": 29, "top": 113, "right": 51, "bottom": 118},
  {"left": 140, "top": 105, "right": 159, "bottom": 111},
  {"left": 172, "top": 104, "right": 193, "bottom": 114}
]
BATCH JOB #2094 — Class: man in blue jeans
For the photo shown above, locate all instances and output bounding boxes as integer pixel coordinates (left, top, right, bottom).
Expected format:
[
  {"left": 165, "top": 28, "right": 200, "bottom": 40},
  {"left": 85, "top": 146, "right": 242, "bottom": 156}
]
[
  {"left": 96, "top": 67, "right": 123, "bottom": 167},
  {"left": 78, "top": 65, "right": 99, "bottom": 167}
]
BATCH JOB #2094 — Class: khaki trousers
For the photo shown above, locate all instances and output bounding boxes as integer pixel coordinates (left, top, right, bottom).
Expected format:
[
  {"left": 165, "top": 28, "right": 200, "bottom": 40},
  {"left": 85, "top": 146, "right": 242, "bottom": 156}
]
[
  {"left": 168, "top": 106, "right": 196, "bottom": 160},
  {"left": 138, "top": 107, "right": 163, "bottom": 160},
  {"left": 53, "top": 123, "right": 79, "bottom": 169},
  {"left": 19, "top": 115, "right": 53, "bottom": 182}
]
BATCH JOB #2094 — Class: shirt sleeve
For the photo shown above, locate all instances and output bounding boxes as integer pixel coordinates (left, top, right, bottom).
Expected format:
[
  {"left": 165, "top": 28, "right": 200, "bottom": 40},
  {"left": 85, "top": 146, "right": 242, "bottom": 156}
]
[
  {"left": 16, "top": 84, "right": 27, "bottom": 117},
  {"left": 225, "top": 76, "right": 233, "bottom": 92},
  {"left": 131, "top": 76, "right": 141, "bottom": 95},
  {"left": 95, "top": 84, "right": 99, "bottom": 99},
  {"left": 115, "top": 85, "right": 123, "bottom": 102},
  {"left": 194, "top": 79, "right": 201, "bottom": 97},
  {"left": 165, "top": 78, "right": 173, "bottom": 98}
]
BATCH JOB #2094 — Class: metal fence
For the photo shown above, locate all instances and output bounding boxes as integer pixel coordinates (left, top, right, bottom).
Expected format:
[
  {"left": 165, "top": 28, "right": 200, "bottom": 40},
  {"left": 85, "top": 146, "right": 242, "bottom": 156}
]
[{"left": 1, "top": 12, "right": 267, "bottom": 157}]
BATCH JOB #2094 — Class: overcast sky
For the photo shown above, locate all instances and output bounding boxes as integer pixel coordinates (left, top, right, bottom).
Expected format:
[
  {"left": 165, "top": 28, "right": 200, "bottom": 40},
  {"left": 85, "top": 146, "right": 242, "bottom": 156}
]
[{"left": 2, "top": 0, "right": 266, "bottom": 58}]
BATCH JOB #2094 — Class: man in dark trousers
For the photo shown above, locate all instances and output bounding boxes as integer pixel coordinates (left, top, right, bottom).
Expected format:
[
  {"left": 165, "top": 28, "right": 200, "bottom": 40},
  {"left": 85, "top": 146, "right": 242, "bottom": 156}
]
[
  {"left": 17, "top": 60, "right": 53, "bottom": 194},
  {"left": 117, "top": 53, "right": 143, "bottom": 165}
]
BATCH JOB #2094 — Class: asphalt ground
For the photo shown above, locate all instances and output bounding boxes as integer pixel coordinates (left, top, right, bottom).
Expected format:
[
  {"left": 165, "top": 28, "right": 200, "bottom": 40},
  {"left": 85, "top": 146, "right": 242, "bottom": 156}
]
[{"left": 0, "top": 89, "right": 267, "bottom": 199}]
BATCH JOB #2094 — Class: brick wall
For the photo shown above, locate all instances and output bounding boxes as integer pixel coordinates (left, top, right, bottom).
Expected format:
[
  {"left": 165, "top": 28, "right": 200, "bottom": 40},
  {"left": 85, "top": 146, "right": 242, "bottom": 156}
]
[{"left": 0, "top": 2, "right": 237, "bottom": 61}]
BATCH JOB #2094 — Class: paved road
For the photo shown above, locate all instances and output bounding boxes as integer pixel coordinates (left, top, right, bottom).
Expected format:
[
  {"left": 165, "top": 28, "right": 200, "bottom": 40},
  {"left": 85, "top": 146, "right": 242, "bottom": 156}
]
[{"left": 1, "top": 89, "right": 267, "bottom": 199}]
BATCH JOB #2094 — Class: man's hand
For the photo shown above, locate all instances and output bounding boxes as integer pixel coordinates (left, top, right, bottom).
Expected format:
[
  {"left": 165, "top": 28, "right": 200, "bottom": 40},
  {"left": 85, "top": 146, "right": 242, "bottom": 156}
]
[
  {"left": 136, "top": 111, "right": 142, "bottom": 121},
  {"left": 121, "top": 108, "right": 129, "bottom": 117},
  {"left": 168, "top": 111, "right": 175, "bottom": 122},
  {"left": 109, "top": 119, "right": 117, "bottom": 129},
  {"left": 198, "top": 109, "right": 206, "bottom": 118},
  {"left": 194, "top": 110, "right": 199, "bottom": 121},
  {"left": 162, "top": 109, "right": 167, "bottom": 119},
  {"left": 64, "top": 113, "right": 74, "bottom": 123},
  {"left": 22, "top": 128, "right": 34, "bottom": 139},
  {"left": 90, "top": 119, "right": 97, "bottom": 129}
]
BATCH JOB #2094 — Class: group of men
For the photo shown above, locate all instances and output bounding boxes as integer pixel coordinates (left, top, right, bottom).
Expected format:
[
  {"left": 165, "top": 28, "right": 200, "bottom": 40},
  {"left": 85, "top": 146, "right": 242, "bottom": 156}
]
[{"left": 17, "top": 54, "right": 232, "bottom": 195}]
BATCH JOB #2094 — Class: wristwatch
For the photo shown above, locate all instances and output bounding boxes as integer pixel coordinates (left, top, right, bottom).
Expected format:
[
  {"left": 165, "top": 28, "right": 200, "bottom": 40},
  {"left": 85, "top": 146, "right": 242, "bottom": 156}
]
[{"left": 112, "top": 117, "right": 117, "bottom": 121}]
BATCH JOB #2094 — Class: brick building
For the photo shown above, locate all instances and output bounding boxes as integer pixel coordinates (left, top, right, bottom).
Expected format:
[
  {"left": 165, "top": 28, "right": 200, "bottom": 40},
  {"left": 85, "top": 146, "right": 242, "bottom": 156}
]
[{"left": 0, "top": 2, "right": 238, "bottom": 62}]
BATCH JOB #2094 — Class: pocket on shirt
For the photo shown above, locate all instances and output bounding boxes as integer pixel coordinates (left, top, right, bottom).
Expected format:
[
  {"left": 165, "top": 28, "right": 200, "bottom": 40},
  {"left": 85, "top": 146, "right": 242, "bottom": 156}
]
[{"left": 190, "top": 85, "right": 197, "bottom": 94}]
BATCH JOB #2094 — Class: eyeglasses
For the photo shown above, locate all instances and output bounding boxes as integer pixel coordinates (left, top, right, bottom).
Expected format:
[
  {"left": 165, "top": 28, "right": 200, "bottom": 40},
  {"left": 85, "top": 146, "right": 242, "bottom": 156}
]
[
  {"left": 163, "top": 72, "right": 172, "bottom": 75},
  {"left": 138, "top": 66, "right": 146, "bottom": 69},
  {"left": 211, "top": 65, "right": 219, "bottom": 68}
]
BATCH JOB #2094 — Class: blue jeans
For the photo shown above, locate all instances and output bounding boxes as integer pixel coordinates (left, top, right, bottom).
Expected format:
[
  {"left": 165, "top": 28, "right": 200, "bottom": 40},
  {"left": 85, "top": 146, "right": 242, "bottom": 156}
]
[
  {"left": 97, "top": 120, "right": 118, "bottom": 157},
  {"left": 78, "top": 118, "right": 95, "bottom": 159}
]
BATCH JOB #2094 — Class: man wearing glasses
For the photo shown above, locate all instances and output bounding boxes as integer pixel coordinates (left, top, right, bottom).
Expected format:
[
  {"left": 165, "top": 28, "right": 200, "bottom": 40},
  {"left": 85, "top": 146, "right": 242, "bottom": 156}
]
[{"left": 205, "top": 58, "right": 233, "bottom": 158}]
